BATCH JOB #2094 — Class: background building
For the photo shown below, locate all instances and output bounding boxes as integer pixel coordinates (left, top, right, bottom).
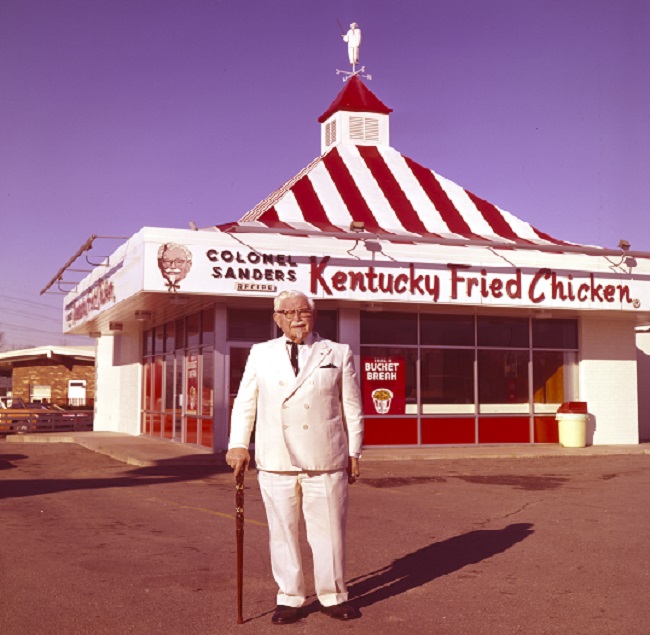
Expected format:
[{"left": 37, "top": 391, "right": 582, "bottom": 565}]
[{"left": 0, "top": 345, "right": 95, "bottom": 408}]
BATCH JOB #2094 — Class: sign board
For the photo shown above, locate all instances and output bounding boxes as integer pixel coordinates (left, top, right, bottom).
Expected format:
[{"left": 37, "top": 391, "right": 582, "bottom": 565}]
[{"left": 362, "top": 356, "right": 406, "bottom": 415}]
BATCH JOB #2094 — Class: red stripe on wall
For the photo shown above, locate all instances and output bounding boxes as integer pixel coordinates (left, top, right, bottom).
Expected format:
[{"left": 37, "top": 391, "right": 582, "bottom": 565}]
[
  {"left": 322, "top": 148, "right": 390, "bottom": 234},
  {"left": 403, "top": 156, "right": 477, "bottom": 237},
  {"left": 357, "top": 146, "right": 430, "bottom": 235}
]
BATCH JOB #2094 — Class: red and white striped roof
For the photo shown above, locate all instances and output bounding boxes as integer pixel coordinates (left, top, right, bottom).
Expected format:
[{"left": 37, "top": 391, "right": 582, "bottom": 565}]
[
  {"left": 215, "top": 77, "right": 587, "bottom": 251},
  {"left": 219, "top": 143, "right": 571, "bottom": 249}
]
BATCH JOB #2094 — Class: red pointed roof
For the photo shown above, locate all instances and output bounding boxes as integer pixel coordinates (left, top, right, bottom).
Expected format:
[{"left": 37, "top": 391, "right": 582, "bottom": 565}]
[{"left": 318, "top": 76, "right": 393, "bottom": 123}]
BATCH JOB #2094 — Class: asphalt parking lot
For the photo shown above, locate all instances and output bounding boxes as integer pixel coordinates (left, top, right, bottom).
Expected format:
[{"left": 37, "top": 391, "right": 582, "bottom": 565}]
[{"left": 1, "top": 439, "right": 648, "bottom": 635}]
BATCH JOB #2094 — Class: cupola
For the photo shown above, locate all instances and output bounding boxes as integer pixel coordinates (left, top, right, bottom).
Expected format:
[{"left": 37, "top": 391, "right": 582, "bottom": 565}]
[{"left": 318, "top": 75, "right": 393, "bottom": 154}]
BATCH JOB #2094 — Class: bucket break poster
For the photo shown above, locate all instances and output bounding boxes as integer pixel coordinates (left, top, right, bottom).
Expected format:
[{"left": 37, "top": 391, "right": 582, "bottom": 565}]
[{"left": 362, "top": 356, "right": 406, "bottom": 415}]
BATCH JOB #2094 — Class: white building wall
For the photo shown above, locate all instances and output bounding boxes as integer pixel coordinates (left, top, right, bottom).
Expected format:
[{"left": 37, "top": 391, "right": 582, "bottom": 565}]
[
  {"left": 580, "top": 316, "right": 639, "bottom": 444},
  {"left": 94, "top": 327, "right": 141, "bottom": 435},
  {"left": 635, "top": 329, "right": 650, "bottom": 442}
]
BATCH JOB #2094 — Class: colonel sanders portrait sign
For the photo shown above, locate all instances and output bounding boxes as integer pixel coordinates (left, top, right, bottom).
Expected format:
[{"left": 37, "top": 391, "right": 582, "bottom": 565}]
[{"left": 157, "top": 243, "right": 193, "bottom": 292}]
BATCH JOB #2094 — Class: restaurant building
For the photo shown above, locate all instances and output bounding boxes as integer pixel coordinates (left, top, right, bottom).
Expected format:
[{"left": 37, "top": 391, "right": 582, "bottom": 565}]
[{"left": 57, "top": 76, "right": 650, "bottom": 450}]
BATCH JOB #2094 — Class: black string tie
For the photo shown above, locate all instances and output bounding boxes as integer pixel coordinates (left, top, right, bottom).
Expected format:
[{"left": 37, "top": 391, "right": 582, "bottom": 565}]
[{"left": 289, "top": 341, "right": 300, "bottom": 376}]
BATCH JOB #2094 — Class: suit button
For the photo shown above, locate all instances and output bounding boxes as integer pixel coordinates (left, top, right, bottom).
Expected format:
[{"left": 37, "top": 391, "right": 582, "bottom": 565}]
[
  {"left": 279, "top": 381, "right": 285, "bottom": 386},
  {"left": 303, "top": 425, "right": 309, "bottom": 430},
  {"left": 304, "top": 404, "right": 310, "bottom": 409}
]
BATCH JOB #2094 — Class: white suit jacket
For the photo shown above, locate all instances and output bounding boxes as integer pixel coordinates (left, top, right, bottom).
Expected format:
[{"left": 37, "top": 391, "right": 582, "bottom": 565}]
[
  {"left": 229, "top": 334, "right": 364, "bottom": 472},
  {"left": 344, "top": 28, "right": 361, "bottom": 47}
]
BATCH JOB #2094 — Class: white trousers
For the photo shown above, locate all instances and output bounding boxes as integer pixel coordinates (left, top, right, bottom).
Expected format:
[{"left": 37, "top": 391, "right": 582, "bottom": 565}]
[{"left": 258, "top": 469, "right": 349, "bottom": 608}]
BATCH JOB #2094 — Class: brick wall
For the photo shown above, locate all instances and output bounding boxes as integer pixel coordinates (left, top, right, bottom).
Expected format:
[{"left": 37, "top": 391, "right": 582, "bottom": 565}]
[{"left": 12, "top": 360, "right": 95, "bottom": 408}]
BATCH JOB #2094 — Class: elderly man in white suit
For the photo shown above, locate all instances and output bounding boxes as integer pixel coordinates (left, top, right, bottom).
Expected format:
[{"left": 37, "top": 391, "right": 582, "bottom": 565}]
[
  {"left": 343, "top": 22, "right": 361, "bottom": 66},
  {"left": 226, "top": 290, "right": 364, "bottom": 624}
]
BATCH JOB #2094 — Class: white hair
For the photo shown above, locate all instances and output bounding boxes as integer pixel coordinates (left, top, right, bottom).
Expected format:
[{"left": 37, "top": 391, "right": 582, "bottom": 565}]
[
  {"left": 274, "top": 290, "right": 315, "bottom": 311},
  {"left": 157, "top": 243, "right": 192, "bottom": 261}
]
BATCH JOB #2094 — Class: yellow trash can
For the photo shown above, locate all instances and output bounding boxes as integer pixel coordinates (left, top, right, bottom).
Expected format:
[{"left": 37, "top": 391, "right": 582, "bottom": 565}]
[{"left": 556, "top": 402, "right": 588, "bottom": 448}]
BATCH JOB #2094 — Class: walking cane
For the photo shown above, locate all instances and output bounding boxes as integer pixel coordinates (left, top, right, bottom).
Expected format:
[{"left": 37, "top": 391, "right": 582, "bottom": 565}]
[{"left": 235, "top": 469, "right": 245, "bottom": 624}]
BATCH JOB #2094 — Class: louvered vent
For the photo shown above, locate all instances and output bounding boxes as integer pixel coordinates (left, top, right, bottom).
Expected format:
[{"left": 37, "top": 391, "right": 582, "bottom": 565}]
[
  {"left": 365, "top": 117, "right": 379, "bottom": 141},
  {"left": 349, "top": 116, "right": 379, "bottom": 142},
  {"left": 349, "top": 116, "right": 365, "bottom": 140},
  {"left": 325, "top": 120, "right": 337, "bottom": 147}
]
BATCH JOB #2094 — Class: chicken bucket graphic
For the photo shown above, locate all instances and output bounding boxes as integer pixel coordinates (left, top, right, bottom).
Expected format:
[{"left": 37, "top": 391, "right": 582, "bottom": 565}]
[{"left": 371, "top": 388, "right": 394, "bottom": 414}]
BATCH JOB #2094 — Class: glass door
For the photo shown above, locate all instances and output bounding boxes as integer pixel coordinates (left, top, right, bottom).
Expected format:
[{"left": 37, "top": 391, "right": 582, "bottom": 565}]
[
  {"left": 173, "top": 353, "right": 184, "bottom": 442},
  {"left": 228, "top": 345, "right": 253, "bottom": 441}
]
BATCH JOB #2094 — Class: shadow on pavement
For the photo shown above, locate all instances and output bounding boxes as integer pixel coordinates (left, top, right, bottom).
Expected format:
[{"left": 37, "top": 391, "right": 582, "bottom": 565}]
[
  {"left": 347, "top": 523, "right": 534, "bottom": 608},
  {"left": 0, "top": 453, "right": 28, "bottom": 471},
  {"left": 0, "top": 455, "right": 232, "bottom": 500}
]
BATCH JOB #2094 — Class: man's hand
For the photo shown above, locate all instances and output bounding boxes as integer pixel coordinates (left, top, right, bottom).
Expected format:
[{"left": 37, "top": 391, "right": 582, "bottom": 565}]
[
  {"left": 347, "top": 457, "right": 360, "bottom": 485},
  {"left": 226, "top": 448, "right": 251, "bottom": 478}
]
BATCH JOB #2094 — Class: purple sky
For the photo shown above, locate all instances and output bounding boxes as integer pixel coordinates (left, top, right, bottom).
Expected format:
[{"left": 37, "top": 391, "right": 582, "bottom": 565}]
[{"left": 1, "top": 0, "right": 649, "bottom": 349}]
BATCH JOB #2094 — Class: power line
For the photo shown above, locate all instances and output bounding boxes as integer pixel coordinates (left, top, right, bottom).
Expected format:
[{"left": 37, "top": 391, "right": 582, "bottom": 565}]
[
  {"left": 1, "top": 307, "right": 63, "bottom": 321},
  {"left": 0, "top": 294, "right": 61, "bottom": 311},
  {"left": 0, "top": 322, "right": 67, "bottom": 336}
]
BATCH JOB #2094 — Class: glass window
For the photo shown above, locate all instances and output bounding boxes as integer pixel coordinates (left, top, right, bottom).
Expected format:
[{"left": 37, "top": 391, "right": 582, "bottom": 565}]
[
  {"left": 165, "top": 322, "right": 175, "bottom": 354},
  {"left": 361, "top": 312, "right": 417, "bottom": 345},
  {"left": 143, "top": 329, "right": 153, "bottom": 357},
  {"left": 316, "top": 309, "right": 338, "bottom": 341},
  {"left": 187, "top": 313, "right": 200, "bottom": 349},
  {"left": 154, "top": 326, "right": 165, "bottom": 355},
  {"left": 478, "top": 349, "right": 529, "bottom": 412},
  {"left": 421, "top": 314, "right": 474, "bottom": 346},
  {"left": 202, "top": 349, "right": 214, "bottom": 418},
  {"left": 30, "top": 385, "right": 51, "bottom": 403},
  {"left": 175, "top": 318, "right": 186, "bottom": 350},
  {"left": 533, "top": 319, "right": 578, "bottom": 349},
  {"left": 165, "top": 354, "right": 175, "bottom": 412},
  {"left": 202, "top": 308, "right": 215, "bottom": 347},
  {"left": 478, "top": 317, "right": 529, "bottom": 348},
  {"left": 186, "top": 352, "right": 200, "bottom": 415},
  {"left": 172, "top": 354, "right": 183, "bottom": 440},
  {"left": 228, "top": 308, "right": 274, "bottom": 341},
  {"left": 229, "top": 345, "right": 252, "bottom": 436},
  {"left": 533, "top": 350, "right": 578, "bottom": 412},
  {"left": 153, "top": 357, "right": 164, "bottom": 407},
  {"left": 421, "top": 349, "right": 474, "bottom": 413}
]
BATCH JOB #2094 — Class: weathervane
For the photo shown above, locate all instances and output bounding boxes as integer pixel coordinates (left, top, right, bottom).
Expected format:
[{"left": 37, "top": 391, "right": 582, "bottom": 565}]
[{"left": 336, "top": 20, "right": 372, "bottom": 82}]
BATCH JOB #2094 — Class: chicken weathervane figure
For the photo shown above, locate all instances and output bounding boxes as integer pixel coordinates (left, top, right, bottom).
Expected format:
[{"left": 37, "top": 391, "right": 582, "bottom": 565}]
[{"left": 337, "top": 20, "right": 372, "bottom": 82}]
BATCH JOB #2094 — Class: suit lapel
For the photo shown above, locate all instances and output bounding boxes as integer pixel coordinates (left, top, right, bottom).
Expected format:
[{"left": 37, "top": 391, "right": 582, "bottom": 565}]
[
  {"left": 285, "top": 336, "right": 332, "bottom": 396},
  {"left": 299, "top": 339, "right": 331, "bottom": 380}
]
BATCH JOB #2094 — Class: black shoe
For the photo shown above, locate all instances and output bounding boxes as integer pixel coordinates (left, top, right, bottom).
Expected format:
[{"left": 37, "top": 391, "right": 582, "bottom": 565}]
[
  {"left": 271, "top": 605, "right": 301, "bottom": 625},
  {"left": 320, "top": 602, "right": 361, "bottom": 620}
]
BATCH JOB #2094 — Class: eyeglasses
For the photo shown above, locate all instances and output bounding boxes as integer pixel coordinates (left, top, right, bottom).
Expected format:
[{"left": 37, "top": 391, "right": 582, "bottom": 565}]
[
  {"left": 275, "top": 308, "right": 313, "bottom": 319},
  {"left": 160, "top": 259, "right": 188, "bottom": 267}
]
